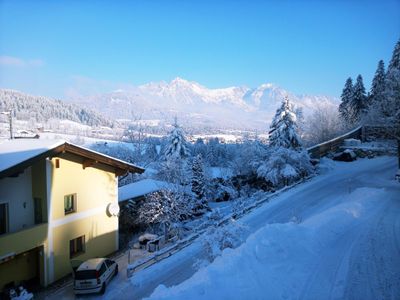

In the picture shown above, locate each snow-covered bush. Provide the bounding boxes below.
[207,178,238,202]
[231,140,268,177]
[257,147,313,187]
[200,220,249,263]
[231,196,248,217]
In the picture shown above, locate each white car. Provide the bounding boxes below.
[73,258,118,295]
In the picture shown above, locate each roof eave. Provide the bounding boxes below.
[0,142,144,179]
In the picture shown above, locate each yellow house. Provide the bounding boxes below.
[0,139,144,292]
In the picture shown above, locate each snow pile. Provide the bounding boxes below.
[197,220,249,264]
[146,187,387,300]
[317,157,336,174]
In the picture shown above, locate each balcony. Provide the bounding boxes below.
[0,223,48,259]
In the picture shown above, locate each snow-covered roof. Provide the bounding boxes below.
[118,179,173,202]
[0,139,64,173]
[0,138,144,178]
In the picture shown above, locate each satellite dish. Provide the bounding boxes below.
[107,202,120,217]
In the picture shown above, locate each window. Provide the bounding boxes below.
[34,198,43,224]
[70,235,85,258]
[99,262,107,275]
[105,259,114,268]
[0,203,8,235]
[64,194,76,215]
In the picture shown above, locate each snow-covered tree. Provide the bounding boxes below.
[269,97,302,149]
[350,75,368,124]
[192,138,207,159]
[261,98,313,187]
[383,40,400,171]
[206,137,228,167]
[191,154,206,199]
[304,105,341,145]
[256,148,313,187]
[369,60,386,109]
[384,40,400,121]
[157,157,190,185]
[388,39,400,71]
[138,188,191,238]
[295,107,306,140]
[364,40,400,174]
[191,154,210,216]
[231,139,268,177]
[163,118,190,160]
[339,77,354,127]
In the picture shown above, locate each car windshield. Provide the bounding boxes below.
[75,270,97,280]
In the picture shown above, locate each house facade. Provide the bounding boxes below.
[0,140,143,291]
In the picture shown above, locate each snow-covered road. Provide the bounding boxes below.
[48,156,400,300]
[146,157,400,300]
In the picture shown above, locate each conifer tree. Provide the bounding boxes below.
[350,74,368,124]
[339,77,354,126]
[163,118,190,160]
[384,39,400,119]
[269,97,302,150]
[365,39,400,172]
[191,154,210,216]
[369,60,386,108]
[388,39,400,71]
[191,154,206,199]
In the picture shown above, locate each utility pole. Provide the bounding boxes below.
[1,110,13,139]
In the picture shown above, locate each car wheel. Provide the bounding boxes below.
[115,265,119,276]
[100,283,106,295]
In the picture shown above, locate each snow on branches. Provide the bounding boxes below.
[269,97,302,150]
[262,97,313,187]
[256,148,313,187]
[163,118,190,160]
[191,154,210,216]
[138,188,192,238]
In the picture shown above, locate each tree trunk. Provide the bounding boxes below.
[163,222,169,240]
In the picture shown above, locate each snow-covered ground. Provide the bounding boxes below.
[44,156,400,300]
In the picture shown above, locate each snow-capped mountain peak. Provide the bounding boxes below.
[69,77,338,130]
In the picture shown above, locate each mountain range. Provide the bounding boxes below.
[67,77,338,131]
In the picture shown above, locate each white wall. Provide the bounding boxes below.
[0,167,35,233]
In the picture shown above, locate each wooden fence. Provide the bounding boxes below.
[307,126,363,159]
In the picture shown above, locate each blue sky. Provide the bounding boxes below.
[0,0,399,98]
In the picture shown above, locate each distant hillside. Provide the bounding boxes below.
[0,89,112,127]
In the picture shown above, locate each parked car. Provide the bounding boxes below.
[73,258,118,295]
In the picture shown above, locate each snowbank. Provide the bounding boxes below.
[146,187,387,300]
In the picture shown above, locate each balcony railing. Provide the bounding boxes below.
[0,223,48,258]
